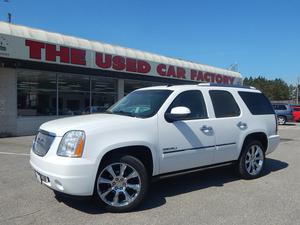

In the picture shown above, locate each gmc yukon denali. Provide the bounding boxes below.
[30,84,280,212]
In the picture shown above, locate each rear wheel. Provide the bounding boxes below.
[277,116,286,125]
[94,155,149,212]
[238,140,265,179]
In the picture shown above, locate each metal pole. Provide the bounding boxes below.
[89,76,92,114]
[296,77,300,105]
[7,12,11,23]
[3,0,12,23]
[56,73,59,116]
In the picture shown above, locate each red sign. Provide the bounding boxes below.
[24,39,238,85]
[95,53,151,74]
[25,40,86,65]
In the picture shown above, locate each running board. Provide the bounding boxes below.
[152,161,236,181]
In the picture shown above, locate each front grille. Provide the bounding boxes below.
[32,130,55,157]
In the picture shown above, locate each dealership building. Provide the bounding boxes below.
[0,22,242,136]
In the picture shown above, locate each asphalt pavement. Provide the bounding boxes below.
[0,124,299,225]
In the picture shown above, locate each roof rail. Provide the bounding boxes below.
[197,83,256,90]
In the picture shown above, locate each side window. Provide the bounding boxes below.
[273,104,287,110]
[167,90,208,120]
[239,91,274,115]
[278,105,287,110]
[209,90,240,118]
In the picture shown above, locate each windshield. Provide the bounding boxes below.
[106,90,172,118]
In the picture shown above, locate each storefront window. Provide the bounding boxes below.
[17,70,119,116]
[91,76,117,113]
[124,80,162,95]
[17,70,57,116]
[58,73,90,115]
[17,70,164,117]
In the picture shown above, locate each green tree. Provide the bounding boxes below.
[243,76,289,100]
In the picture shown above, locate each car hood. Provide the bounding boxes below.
[39,113,141,137]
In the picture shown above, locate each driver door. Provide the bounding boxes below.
[158,90,216,174]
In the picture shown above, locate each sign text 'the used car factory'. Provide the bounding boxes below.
[25,40,235,84]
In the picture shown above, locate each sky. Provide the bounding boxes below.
[0,0,299,84]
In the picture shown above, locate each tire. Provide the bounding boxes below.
[277,116,286,125]
[94,155,149,213]
[238,140,265,179]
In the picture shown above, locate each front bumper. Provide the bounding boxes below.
[30,147,96,196]
[265,135,280,155]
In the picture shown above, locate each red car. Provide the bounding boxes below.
[292,106,300,122]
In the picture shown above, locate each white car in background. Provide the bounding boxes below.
[30,84,280,212]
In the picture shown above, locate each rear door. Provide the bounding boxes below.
[158,90,215,174]
[208,90,243,164]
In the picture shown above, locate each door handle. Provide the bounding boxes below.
[201,125,213,134]
[237,121,248,130]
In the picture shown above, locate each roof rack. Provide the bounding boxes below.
[197,83,256,90]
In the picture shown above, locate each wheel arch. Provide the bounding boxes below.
[98,145,154,177]
[239,132,268,158]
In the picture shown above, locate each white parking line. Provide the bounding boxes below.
[0,151,30,156]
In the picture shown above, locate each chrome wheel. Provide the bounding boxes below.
[245,145,264,176]
[97,163,141,207]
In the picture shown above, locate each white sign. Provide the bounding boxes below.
[0,34,243,85]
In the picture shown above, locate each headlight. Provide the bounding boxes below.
[57,130,85,157]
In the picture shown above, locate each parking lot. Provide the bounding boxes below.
[0,124,299,225]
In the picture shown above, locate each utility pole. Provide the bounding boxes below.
[7,12,11,23]
[297,77,300,105]
[3,0,12,23]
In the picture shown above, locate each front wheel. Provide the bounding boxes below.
[238,140,265,179]
[94,155,149,212]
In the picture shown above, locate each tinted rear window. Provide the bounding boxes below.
[238,91,274,115]
[209,90,240,118]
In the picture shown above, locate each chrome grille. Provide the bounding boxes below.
[32,130,55,157]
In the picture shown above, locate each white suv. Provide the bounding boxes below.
[30,84,280,212]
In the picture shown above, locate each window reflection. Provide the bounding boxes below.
[17,70,119,116]
[91,76,117,113]
[17,70,57,116]
[58,73,90,115]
